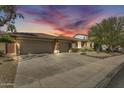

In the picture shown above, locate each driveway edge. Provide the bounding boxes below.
[95,62,124,88]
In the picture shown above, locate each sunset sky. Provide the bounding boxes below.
[15,5,124,37]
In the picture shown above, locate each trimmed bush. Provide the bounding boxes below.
[82,48,94,52]
[71,48,79,52]
[80,52,87,55]
[72,48,94,53]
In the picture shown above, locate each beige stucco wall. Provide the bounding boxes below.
[6,43,16,56]
[0,43,6,54]
[73,41,93,49]
[71,41,92,49]
[77,41,82,48]
[85,42,91,49]
[53,41,60,53]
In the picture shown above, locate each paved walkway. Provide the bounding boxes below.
[14,53,124,88]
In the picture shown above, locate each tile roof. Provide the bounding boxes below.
[10,32,77,41]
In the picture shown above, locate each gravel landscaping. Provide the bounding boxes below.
[81,51,123,59]
[0,57,18,88]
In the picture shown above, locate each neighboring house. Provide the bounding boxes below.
[73,34,94,49]
[0,33,93,56]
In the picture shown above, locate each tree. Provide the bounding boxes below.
[7,23,16,32]
[89,16,124,52]
[0,5,24,43]
[0,5,24,32]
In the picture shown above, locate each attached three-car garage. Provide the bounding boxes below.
[11,33,76,55]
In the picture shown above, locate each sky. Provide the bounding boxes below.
[14,5,124,37]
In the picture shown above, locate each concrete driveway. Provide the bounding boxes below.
[14,53,124,88]
[14,53,100,87]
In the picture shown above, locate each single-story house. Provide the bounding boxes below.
[0,32,93,55]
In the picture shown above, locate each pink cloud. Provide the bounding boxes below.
[18,6,104,37]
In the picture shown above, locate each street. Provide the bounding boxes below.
[107,65,124,88]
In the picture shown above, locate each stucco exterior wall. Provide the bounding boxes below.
[6,43,16,55]
[86,42,92,49]
[77,41,82,48]
[0,43,6,54]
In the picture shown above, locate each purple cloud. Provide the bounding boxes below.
[17,5,104,36]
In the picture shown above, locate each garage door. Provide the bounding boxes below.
[19,39,55,54]
[59,41,71,52]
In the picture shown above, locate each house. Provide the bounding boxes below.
[0,33,93,56]
[73,34,94,49]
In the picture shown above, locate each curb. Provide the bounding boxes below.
[95,62,124,88]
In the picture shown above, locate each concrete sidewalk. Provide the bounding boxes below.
[14,53,124,88]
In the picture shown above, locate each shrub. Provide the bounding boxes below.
[72,48,94,53]
[80,52,87,55]
[71,48,79,52]
[80,48,94,52]
[0,35,15,43]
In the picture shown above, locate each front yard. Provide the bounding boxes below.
[0,52,123,87]
[81,51,123,59]
[14,53,124,87]
[0,57,18,87]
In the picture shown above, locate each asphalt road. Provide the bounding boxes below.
[107,66,124,88]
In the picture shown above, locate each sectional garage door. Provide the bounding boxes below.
[19,39,55,54]
[59,41,71,52]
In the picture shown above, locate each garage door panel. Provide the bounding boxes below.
[59,41,70,52]
[20,39,55,54]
